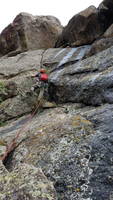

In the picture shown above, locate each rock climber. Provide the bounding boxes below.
[36,68,48,82]
[30,68,49,110]
[31,68,48,91]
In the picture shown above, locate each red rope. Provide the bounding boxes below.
[0,102,40,162]
[15,103,40,140]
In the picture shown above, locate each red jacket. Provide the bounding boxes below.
[40,73,48,82]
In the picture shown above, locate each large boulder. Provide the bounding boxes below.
[98,0,113,30]
[0,12,63,56]
[56,6,103,47]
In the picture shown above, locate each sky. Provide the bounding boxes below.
[0,0,102,33]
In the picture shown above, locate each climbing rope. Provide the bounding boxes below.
[0,87,45,162]
[40,50,46,68]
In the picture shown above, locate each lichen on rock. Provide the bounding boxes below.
[0,162,57,200]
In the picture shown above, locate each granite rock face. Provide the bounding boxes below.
[0,1,113,199]
[0,45,113,199]
[0,102,113,200]
[49,46,113,106]
[0,46,90,122]
[0,50,43,122]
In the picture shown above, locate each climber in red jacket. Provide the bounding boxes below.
[31,68,48,91]
[35,68,48,82]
